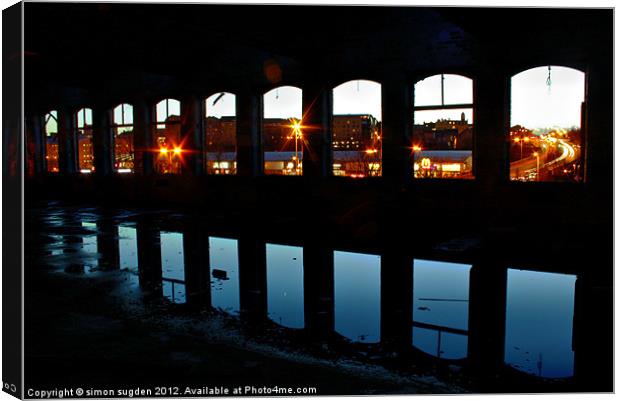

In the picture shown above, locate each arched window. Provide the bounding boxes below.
[262,86,303,176]
[44,110,59,173]
[112,103,134,173]
[154,98,182,174]
[510,66,585,183]
[75,108,94,173]
[413,74,474,179]
[205,92,236,175]
[332,80,382,178]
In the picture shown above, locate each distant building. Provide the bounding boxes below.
[413,112,472,151]
[114,130,135,171]
[332,114,380,150]
[78,131,94,171]
[413,150,473,179]
[45,136,59,173]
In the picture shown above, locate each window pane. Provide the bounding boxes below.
[413,108,474,179]
[156,100,167,123]
[168,99,181,118]
[154,99,182,174]
[510,66,584,182]
[76,108,94,172]
[45,111,59,173]
[123,104,133,125]
[332,80,382,178]
[84,108,92,126]
[444,74,473,105]
[114,105,123,125]
[206,92,237,175]
[415,74,473,107]
[262,86,303,176]
[77,109,85,128]
[414,75,442,107]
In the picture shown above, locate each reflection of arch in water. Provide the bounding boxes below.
[334,250,381,343]
[266,243,305,329]
[412,259,471,360]
[504,268,576,378]
[160,231,186,304]
[209,236,240,315]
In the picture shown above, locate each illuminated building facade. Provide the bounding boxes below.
[332,114,380,150]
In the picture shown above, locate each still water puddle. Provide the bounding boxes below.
[412,259,471,359]
[266,243,304,329]
[334,251,381,343]
[209,237,240,315]
[34,209,588,388]
[504,268,576,378]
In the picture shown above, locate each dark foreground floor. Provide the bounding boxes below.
[23,202,613,396]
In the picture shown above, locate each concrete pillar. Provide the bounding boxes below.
[96,218,120,270]
[236,90,262,177]
[92,106,114,176]
[381,75,412,181]
[467,261,507,377]
[381,251,413,351]
[573,271,613,391]
[25,114,46,175]
[132,99,154,175]
[303,240,334,337]
[182,221,211,308]
[302,81,332,178]
[473,67,510,188]
[238,236,267,320]
[136,215,162,295]
[180,95,205,175]
[584,53,612,191]
[57,107,77,174]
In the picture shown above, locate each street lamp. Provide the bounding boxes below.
[290,119,303,175]
[533,151,540,181]
[514,137,522,160]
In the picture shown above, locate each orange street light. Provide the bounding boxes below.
[159,147,168,154]
[173,147,182,155]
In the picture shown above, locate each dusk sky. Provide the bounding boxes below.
[44,68,584,132]
[511,66,585,130]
